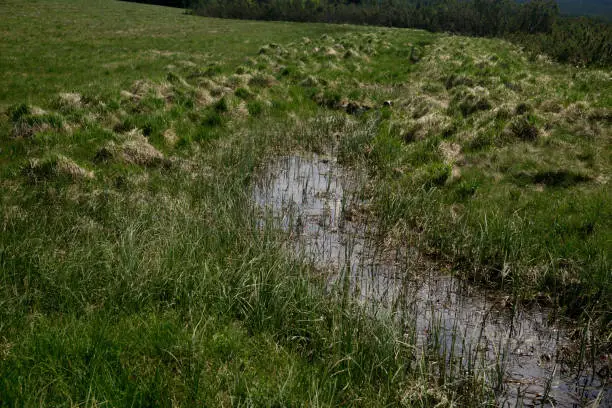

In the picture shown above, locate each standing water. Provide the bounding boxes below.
[253,155,611,407]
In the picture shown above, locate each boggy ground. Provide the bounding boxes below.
[0,0,610,406]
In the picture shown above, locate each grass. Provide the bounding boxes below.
[0,0,355,109]
[1,0,610,405]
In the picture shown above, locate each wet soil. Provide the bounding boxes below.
[253,154,611,407]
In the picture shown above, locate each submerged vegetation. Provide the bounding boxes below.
[1,0,610,405]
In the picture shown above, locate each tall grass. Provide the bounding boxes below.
[1,1,609,404]
[0,113,498,405]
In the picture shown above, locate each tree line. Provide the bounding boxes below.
[192,0,559,35]
[121,0,612,66]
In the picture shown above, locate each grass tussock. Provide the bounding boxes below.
[0,0,610,405]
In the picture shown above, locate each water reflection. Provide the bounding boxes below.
[253,155,610,407]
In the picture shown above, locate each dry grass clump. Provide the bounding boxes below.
[344,48,360,59]
[323,61,344,72]
[439,141,463,164]
[445,74,474,90]
[229,100,250,121]
[121,132,165,167]
[57,92,83,109]
[539,99,563,113]
[226,73,253,88]
[248,73,277,88]
[128,80,172,103]
[255,53,275,68]
[120,90,139,101]
[490,103,514,121]
[130,80,155,98]
[193,76,230,98]
[130,79,174,102]
[195,77,217,90]
[417,110,452,131]
[55,155,94,180]
[400,383,453,408]
[166,72,192,88]
[178,60,197,68]
[407,113,453,142]
[391,110,453,144]
[29,106,47,116]
[23,154,94,182]
[298,75,318,87]
[195,88,214,106]
[507,116,539,141]
[95,130,165,167]
[563,101,589,117]
[8,104,65,138]
[400,94,448,120]
[163,128,178,146]
[451,86,491,116]
[258,43,285,56]
[323,47,339,58]
[13,120,52,139]
[210,84,233,97]
[586,107,612,123]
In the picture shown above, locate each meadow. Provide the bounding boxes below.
[0,0,610,406]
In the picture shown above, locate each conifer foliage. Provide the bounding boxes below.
[122,0,612,66]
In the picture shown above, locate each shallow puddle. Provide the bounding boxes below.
[253,155,610,407]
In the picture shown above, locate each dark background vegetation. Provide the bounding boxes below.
[557,0,612,19]
[122,0,187,7]
[130,0,612,20]
[121,0,612,66]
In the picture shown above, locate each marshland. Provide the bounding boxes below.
[0,0,610,406]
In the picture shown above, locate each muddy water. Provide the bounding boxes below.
[253,155,610,407]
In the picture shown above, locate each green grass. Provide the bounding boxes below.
[1,0,610,405]
[0,0,355,109]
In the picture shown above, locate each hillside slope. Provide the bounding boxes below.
[1,0,610,406]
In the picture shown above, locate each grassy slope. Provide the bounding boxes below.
[0,0,610,406]
[1,1,487,406]
[0,0,354,108]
